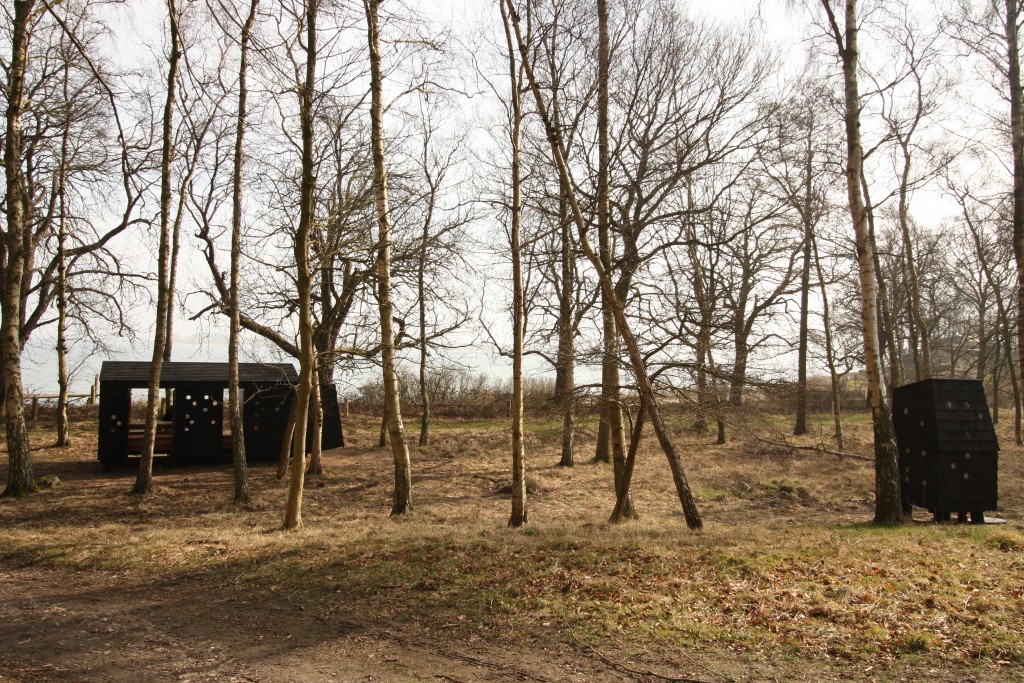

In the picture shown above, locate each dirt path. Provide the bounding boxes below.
[0,567,636,683]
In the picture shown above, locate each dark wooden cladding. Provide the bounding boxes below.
[97,360,341,469]
[893,378,999,521]
[244,383,294,461]
[99,361,298,386]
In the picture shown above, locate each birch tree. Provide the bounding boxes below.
[815,0,902,524]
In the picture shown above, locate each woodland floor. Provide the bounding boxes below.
[1,407,1023,683]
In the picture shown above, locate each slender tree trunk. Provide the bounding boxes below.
[499,0,527,528]
[228,0,259,506]
[134,0,182,496]
[505,0,701,529]
[365,0,412,516]
[55,64,72,449]
[811,231,844,452]
[378,410,387,448]
[862,174,903,396]
[55,213,70,448]
[283,0,319,531]
[277,401,297,479]
[896,143,931,380]
[1006,0,1024,431]
[2,0,36,497]
[976,311,988,382]
[598,0,635,517]
[417,178,433,447]
[594,0,614,466]
[794,136,813,436]
[307,378,323,475]
[610,404,644,523]
[823,0,901,524]
[992,339,1001,424]
[555,137,574,467]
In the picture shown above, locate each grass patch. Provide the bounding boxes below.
[2,411,1023,679]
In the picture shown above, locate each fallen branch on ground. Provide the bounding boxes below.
[753,434,873,461]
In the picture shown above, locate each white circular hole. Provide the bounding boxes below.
[951,462,956,470]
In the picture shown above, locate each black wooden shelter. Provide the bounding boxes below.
[893,378,998,523]
[97,361,344,469]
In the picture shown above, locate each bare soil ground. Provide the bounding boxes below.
[1,409,1023,682]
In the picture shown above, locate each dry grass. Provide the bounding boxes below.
[2,407,1024,680]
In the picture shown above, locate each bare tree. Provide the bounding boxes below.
[282,0,320,530]
[2,0,37,497]
[815,0,902,524]
[503,0,702,530]
[364,0,413,516]
[498,0,528,527]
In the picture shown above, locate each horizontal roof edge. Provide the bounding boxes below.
[100,361,298,385]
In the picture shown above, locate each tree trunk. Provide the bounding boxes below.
[134,0,182,496]
[1006,0,1024,442]
[505,0,702,529]
[794,135,813,436]
[283,0,319,531]
[991,334,1001,424]
[600,0,635,518]
[306,378,324,475]
[1,0,36,498]
[896,140,932,380]
[365,0,413,516]
[823,0,902,524]
[417,173,432,447]
[54,63,72,449]
[610,404,644,523]
[499,0,527,528]
[228,0,258,506]
[594,0,614,467]
[811,231,844,452]
[277,403,297,479]
[555,138,574,468]
[861,173,903,397]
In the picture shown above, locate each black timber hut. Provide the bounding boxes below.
[892,378,998,523]
[97,361,344,469]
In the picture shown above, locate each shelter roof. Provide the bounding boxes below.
[99,361,298,386]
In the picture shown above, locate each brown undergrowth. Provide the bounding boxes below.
[1,408,1022,682]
